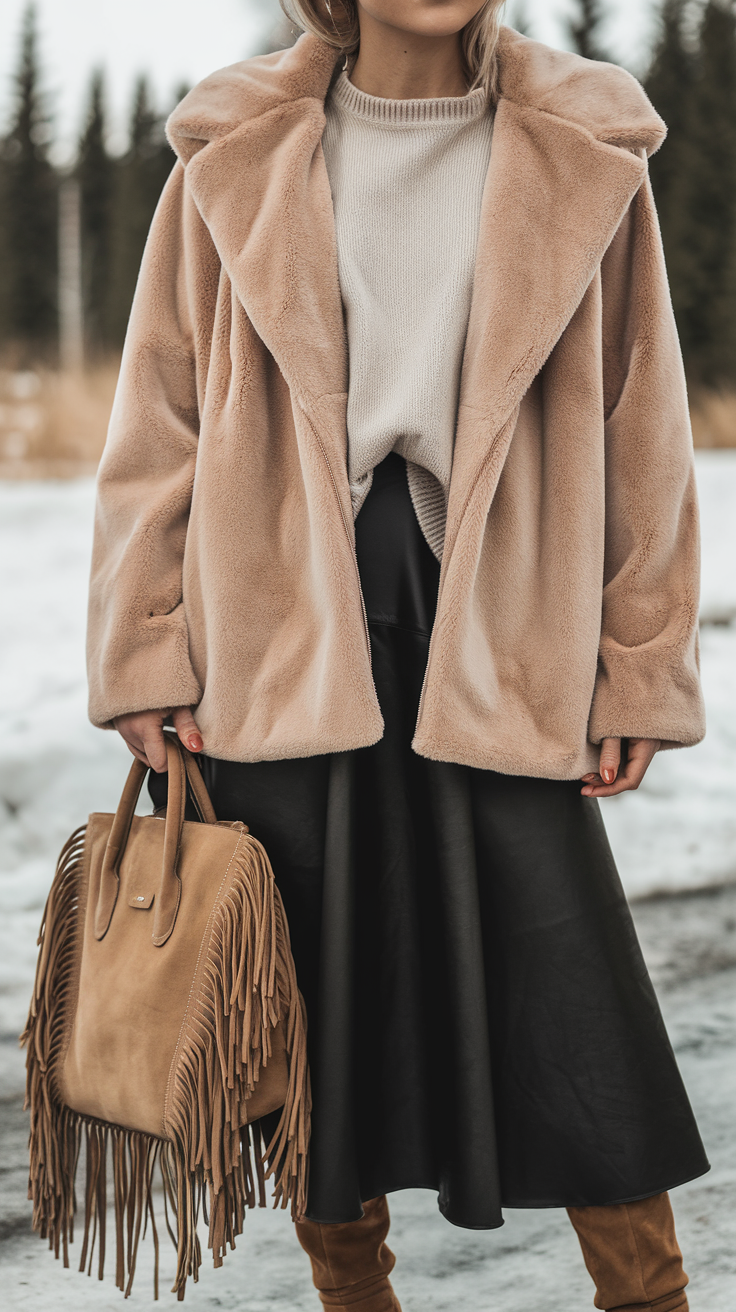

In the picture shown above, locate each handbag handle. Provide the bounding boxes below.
[94,734,217,945]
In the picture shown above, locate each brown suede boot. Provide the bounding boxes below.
[295,1195,401,1309]
[567,1193,689,1311]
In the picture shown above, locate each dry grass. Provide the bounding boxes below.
[0,366,734,479]
[690,389,736,448]
[0,362,120,478]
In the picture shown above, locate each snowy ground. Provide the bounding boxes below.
[0,886,734,1310]
[0,451,735,1308]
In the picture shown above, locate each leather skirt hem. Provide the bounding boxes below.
[494,1167,712,1214]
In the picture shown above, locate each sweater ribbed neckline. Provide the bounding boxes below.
[330,70,488,126]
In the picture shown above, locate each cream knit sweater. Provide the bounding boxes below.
[322,72,493,559]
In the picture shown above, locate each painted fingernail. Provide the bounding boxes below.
[602,768,615,784]
[188,734,203,752]
[581,774,595,782]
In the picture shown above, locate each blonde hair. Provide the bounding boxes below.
[279,0,506,101]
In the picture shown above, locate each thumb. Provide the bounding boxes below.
[598,737,622,785]
[172,706,203,753]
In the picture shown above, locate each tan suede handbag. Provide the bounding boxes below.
[21,733,310,1300]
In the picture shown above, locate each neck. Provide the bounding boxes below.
[349,13,469,100]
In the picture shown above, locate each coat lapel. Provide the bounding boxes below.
[176,38,349,473]
[444,94,647,557]
[169,32,657,541]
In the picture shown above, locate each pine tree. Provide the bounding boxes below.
[0,4,57,357]
[645,0,696,330]
[0,155,9,350]
[679,1,736,385]
[507,2,531,36]
[107,77,176,346]
[77,71,115,355]
[567,0,610,61]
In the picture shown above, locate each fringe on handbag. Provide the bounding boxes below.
[21,732,311,1300]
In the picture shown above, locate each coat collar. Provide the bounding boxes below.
[168,28,665,167]
[167,30,663,497]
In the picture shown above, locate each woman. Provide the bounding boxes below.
[87,1,709,1308]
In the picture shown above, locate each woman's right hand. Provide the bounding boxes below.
[113,707,203,773]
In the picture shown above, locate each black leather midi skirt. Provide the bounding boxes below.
[150,453,708,1228]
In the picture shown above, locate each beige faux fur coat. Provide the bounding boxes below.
[87,28,705,779]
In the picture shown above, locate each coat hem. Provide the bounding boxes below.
[411,733,599,781]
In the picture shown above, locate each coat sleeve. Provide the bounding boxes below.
[87,161,221,728]
[588,171,706,750]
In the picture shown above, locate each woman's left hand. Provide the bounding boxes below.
[580,737,660,798]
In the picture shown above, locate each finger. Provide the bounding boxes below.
[618,753,649,791]
[114,724,146,757]
[598,737,622,786]
[141,724,168,773]
[628,737,660,767]
[122,739,151,766]
[613,739,659,792]
[582,738,660,797]
[581,777,629,797]
[582,758,645,797]
[172,706,203,753]
[580,772,602,787]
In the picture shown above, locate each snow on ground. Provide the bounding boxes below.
[697,451,736,625]
[0,452,735,1038]
[1,884,734,1310]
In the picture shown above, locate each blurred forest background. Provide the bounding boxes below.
[2,0,736,469]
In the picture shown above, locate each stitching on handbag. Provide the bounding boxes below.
[161,829,246,1138]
